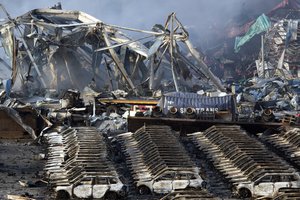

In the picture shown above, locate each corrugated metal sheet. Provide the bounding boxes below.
[158,92,233,115]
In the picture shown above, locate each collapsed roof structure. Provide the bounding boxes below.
[0,4,225,98]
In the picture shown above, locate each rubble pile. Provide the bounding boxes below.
[235,77,299,123]
[264,19,300,78]
[94,112,127,135]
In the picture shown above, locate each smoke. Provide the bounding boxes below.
[0,0,281,49]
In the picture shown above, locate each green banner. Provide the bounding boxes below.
[234,14,271,52]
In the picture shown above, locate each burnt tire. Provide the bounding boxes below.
[239,188,251,198]
[105,191,118,200]
[201,181,207,189]
[56,190,70,200]
[138,185,151,195]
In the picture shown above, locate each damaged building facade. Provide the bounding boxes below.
[0,1,299,200]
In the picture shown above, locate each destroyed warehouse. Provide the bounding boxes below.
[0,0,300,199]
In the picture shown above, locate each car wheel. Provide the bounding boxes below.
[239,188,252,198]
[138,185,151,195]
[105,191,118,200]
[56,190,70,200]
[201,181,207,189]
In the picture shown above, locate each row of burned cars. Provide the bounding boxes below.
[44,127,126,199]
[43,125,300,199]
[189,125,300,199]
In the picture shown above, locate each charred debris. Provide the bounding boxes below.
[0,1,299,200]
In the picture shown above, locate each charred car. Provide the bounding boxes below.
[136,169,204,194]
[55,175,127,199]
[233,173,300,198]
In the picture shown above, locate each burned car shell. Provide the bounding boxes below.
[234,173,300,198]
[136,170,204,194]
[55,176,126,199]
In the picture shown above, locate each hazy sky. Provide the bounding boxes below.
[0,0,281,46]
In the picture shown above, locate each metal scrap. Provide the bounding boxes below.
[235,77,299,123]
[0,5,225,98]
[263,19,300,79]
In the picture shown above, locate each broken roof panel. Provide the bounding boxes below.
[0,5,226,98]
